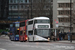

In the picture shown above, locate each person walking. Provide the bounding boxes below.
[59,32,61,40]
[67,30,71,41]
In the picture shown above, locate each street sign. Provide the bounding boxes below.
[56,24,59,28]
[55,21,59,28]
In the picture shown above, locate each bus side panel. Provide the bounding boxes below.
[15,27,19,41]
[10,27,15,40]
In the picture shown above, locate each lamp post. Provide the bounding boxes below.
[27,6,29,19]
[18,0,20,21]
[31,0,32,18]
[11,6,12,20]
[70,0,72,42]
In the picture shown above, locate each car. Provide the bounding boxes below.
[1,31,9,35]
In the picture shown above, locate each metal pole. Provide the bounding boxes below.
[18,0,20,21]
[27,7,29,19]
[55,29,56,41]
[31,0,32,18]
[11,6,12,20]
[70,0,72,42]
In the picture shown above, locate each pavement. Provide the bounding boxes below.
[57,40,75,43]
[0,35,9,39]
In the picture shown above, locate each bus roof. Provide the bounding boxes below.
[33,17,49,20]
[28,17,49,21]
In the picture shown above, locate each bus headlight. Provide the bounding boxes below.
[48,38,50,41]
[26,37,28,40]
[16,38,17,40]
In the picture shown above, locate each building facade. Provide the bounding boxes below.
[53,0,73,32]
[8,0,53,27]
[73,0,75,33]
[0,0,9,29]
[9,0,30,21]
[0,0,9,20]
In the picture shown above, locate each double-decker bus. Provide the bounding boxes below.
[9,22,20,41]
[19,20,28,41]
[27,17,50,41]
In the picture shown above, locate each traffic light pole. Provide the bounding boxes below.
[31,0,32,18]
[70,0,72,43]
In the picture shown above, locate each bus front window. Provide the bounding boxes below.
[36,29,50,37]
[15,23,19,27]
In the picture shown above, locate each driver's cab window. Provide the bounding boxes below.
[28,31,33,35]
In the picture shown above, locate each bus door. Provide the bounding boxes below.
[24,31,28,41]
[15,28,19,40]
[10,27,15,40]
[23,30,27,41]
[19,30,25,41]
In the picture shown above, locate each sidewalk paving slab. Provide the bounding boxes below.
[57,40,75,43]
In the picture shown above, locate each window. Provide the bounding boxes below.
[10,6,12,9]
[21,5,23,9]
[58,10,70,15]
[29,0,31,3]
[58,10,64,15]
[20,31,23,35]
[20,0,23,3]
[13,5,16,9]
[34,20,50,23]
[65,3,70,7]
[15,23,20,27]
[14,0,16,3]
[59,18,70,22]
[58,3,64,7]
[58,3,71,8]
[28,31,33,35]
[66,10,70,15]
[25,0,27,3]
[16,30,19,35]
[20,22,25,27]
[35,29,49,37]
[10,24,13,27]
[28,20,33,25]
[10,0,13,3]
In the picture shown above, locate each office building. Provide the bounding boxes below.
[53,0,73,32]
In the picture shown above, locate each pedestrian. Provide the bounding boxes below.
[61,32,63,40]
[59,32,62,40]
[51,32,55,41]
[62,32,65,40]
[67,30,71,41]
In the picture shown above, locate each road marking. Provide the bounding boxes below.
[0,48,6,50]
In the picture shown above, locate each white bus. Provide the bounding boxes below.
[27,17,50,41]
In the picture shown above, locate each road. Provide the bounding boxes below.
[0,35,75,50]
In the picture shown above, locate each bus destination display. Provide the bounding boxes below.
[38,25,49,28]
